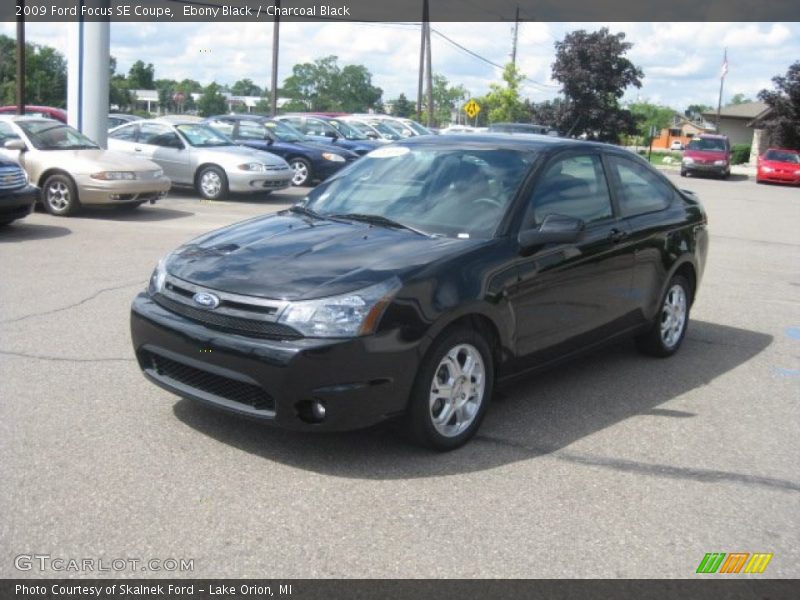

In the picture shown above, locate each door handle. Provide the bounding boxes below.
[609,228,628,243]
[134,146,142,152]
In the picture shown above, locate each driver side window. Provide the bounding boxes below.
[522,154,613,229]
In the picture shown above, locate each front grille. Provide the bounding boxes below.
[153,293,302,340]
[143,350,274,411]
[262,179,291,189]
[0,166,26,191]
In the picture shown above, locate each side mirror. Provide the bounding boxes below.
[324,131,339,140]
[517,214,585,250]
[4,139,26,151]
[365,131,378,139]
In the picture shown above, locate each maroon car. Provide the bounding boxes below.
[0,105,67,123]
[756,148,800,185]
[681,134,731,179]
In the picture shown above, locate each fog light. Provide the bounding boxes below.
[296,399,327,424]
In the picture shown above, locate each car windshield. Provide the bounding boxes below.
[327,119,369,141]
[403,120,432,136]
[265,119,306,143]
[17,121,99,150]
[369,121,403,140]
[764,149,800,163]
[175,124,232,147]
[687,138,727,152]
[303,145,535,239]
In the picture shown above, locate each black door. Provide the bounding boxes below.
[507,151,638,360]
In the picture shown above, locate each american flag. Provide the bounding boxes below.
[721,50,728,79]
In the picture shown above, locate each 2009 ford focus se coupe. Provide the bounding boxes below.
[131,135,708,450]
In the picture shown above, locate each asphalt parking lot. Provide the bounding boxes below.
[1,175,798,578]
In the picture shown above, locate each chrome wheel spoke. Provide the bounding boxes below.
[660,284,687,348]
[428,343,486,438]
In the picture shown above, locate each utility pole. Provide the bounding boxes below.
[270,0,280,117]
[511,5,519,68]
[416,0,426,121]
[16,0,25,115]
[424,0,433,128]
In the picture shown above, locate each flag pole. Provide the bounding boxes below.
[715,48,727,133]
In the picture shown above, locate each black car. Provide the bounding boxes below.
[274,115,381,156]
[204,115,359,187]
[131,135,708,450]
[0,157,38,226]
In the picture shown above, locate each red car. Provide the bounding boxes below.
[0,105,67,123]
[756,148,800,185]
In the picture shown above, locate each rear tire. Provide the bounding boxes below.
[635,274,691,358]
[42,173,80,216]
[407,327,494,450]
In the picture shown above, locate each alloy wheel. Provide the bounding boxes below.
[660,284,687,349]
[428,343,486,438]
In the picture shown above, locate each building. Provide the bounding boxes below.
[651,114,711,149]
[702,101,769,147]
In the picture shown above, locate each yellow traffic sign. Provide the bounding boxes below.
[464,99,481,119]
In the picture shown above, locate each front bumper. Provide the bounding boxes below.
[74,174,171,205]
[682,162,728,176]
[228,170,293,193]
[130,293,421,431]
[0,184,38,221]
[757,170,800,184]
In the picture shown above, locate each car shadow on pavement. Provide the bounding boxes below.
[172,320,777,483]
[0,222,71,242]
[75,205,195,222]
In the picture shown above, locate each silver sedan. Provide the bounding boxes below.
[108,119,293,200]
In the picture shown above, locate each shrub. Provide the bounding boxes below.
[731,144,751,165]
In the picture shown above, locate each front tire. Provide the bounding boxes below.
[636,274,691,357]
[196,166,228,200]
[42,173,80,216]
[289,158,313,186]
[407,327,494,450]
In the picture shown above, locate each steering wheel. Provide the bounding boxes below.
[472,196,503,209]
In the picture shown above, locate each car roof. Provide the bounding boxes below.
[0,114,57,123]
[399,133,617,153]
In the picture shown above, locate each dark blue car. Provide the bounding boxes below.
[274,115,381,156]
[205,115,359,186]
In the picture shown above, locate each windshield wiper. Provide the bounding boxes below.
[329,213,430,237]
[289,204,328,221]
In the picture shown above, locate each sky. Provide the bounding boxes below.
[1,21,796,112]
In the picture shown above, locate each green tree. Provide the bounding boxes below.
[552,27,643,141]
[728,93,752,106]
[423,74,467,126]
[154,78,177,114]
[282,55,382,113]
[0,35,67,107]
[629,101,676,142]
[127,60,155,89]
[757,61,800,149]
[390,93,414,118]
[484,63,526,124]
[197,82,228,117]
[524,97,572,133]
[231,79,263,97]
[684,103,712,120]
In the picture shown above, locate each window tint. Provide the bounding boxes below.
[305,119,337,137]
[138,123,181,147]
[0,122,20,143]
[109,124,136,141]
[523,154,613,228]
[608,156,673,217]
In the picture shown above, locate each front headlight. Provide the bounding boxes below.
[238,163,267,172]
[147,257,168,296]
[278,278,401,338]
[321,152,346,163]
[761,166,773,173]
[713,159,726,166]
[794,170,800,176]
[91,171,137,180]
[682,157,694,165]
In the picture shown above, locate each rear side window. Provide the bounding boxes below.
[608,156,673,217]
[0,122,20,143]
[138,123,181,148]
[523,154,613,228]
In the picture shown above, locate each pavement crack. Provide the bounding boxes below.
[0,280,144,325]
[0,350,134,363]
[476,434,800,494]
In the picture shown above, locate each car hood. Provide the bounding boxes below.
[166,212,479,301]
[191,145,289,167]
[684,149,728,161]
[29,149,160,174]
